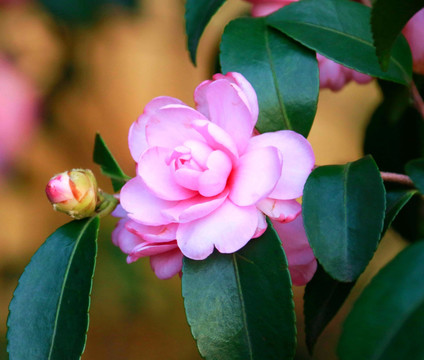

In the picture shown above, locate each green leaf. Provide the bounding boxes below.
[304,265,355,354]
[7,217,100,360]
[93,133,130,192]
[372,0,424,71]
[383,189,417,234]
[182,223,296,360]
[302,156,386,282]
[220,17,318,136]
[185,0,227,65]
[266,0,412,85]
[406,158,424,194]
[338,240,424,360]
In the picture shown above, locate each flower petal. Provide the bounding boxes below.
[138,146,197,201]
[248,130,315,200]
[126,221,178,242]
[150,249,184,280]
[129,96,184,162]
[112,218,141,254]
[177,199,258,260]
[257,198,301,222]
[161,188,229,223]
[194,78,255,154]
[120,177,176,226]
[272,215,317,286]
[252,210,268,238]
[128,241,178,261]
[198,150,233,197]
[229,146,282,206]
[145,104,206,150]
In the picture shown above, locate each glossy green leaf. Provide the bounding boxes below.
[93,133,130,192]
[338,240,424,360]
[185,0,227,65]
[7,217,99,360]
[383,189,417,234]
[182,223,296,360]
[406,158,424,194]
[372,0,424,70]
[304,265,355,354]
[220,17,318,136]
[303,156,386,282]
[267,0,412,85]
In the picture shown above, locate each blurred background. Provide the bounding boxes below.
[0,0,409,359]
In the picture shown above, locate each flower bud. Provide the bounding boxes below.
[45,169,98,219]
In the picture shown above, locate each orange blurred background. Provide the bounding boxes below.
[0,1,408,359]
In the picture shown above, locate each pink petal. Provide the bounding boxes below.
[177,199,258,260]
[145,104,206,150]
[161,188,229,223]
[248,131,315,200]
[138,146,197,201]
[350,69,373,85]
[257,198,301,222]
[129,96,184,162]
[112,219,142,254]
[252,210,268,238]
[150,249,184,280]
[194,78,255,154]
[272,215,317,286]
[126,221,178,242]
[402,9,424,75]
[120,177,176,226]
[198,150,233,197]
[211,72,259,122]
[192,119,239,160]
[128,241,178,260]
[229,146,282,206]
[317,54,348,91]
[246,0,297,17]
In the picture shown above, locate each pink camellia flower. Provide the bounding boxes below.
[402,9,424,75]
[243,0,373,91]
[118,72,315,265]
[272,215,317,285]
[112,206,184,279]
[0,57,38,172]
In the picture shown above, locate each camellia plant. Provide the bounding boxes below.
[5,0,424,359]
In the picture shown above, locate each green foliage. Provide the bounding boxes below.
[182,222,296,360]
[338,241,424,360]
[383,189,417,234]
[303,156,386,282]
[185,0,227,65]
[7,217,100,360]
[220,17,318,136]
[267,0,412,85]
[304,265,355,354]
[406,158,424,193]
[93,133,130,192]
[371,0,424,70]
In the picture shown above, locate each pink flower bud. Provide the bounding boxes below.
[46,169,98,219]
[402,9,424,75]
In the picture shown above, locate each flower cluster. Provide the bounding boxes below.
[112,72,316,285]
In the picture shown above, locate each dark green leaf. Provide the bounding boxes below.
[372,0,424,71]
[383,189,417,234]
[185,0,227,65]
[39,0,138,24]
[182,222,296,360]
[266,0,412,85]
[338,240,424,360]
[220,18,318,136]
[302,156,386,282]
[93,133,130,192]
[304,265,355,354]
[7,217,100,360]
[406,158,424,193]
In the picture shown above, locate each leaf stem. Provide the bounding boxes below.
[411,82,424,120]
[380,171,415,187]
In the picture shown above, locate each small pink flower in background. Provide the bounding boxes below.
[0,57,38,173]
[243,0,373,91]
[113,72,316,282]
[402,9,424,75]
